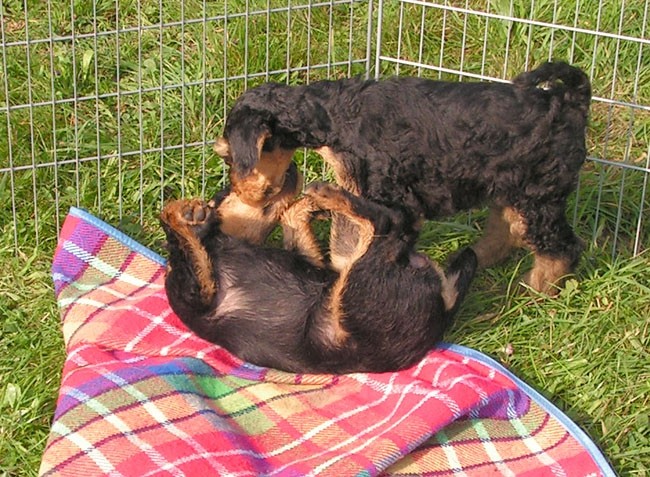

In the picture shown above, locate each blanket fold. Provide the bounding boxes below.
[40,207,614,476]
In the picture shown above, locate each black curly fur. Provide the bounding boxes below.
[219,61,591,292]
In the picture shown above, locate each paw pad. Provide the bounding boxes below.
[182,200,209,224]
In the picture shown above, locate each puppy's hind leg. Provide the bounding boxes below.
[520,204,583,295]
[280,196,326,268]
[474,203,582,295]
[472,206,525,269]
[160,199,219,308]
[302,183,381,349]
[306,182,382,265]
[306,181,413,267]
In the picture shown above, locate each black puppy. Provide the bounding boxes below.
[161,180,477,374]
[214,61,591,294]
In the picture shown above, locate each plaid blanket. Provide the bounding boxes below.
[41,207,615,476]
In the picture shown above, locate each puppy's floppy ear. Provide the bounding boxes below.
[224,106,272,176]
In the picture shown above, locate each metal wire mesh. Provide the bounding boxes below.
[376,0,649,257]
[0,0,648,257]
[0,0,372,250]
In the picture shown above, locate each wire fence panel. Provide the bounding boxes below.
[376,0,649,256]
[0,0,647,257]
[0,0,372,250]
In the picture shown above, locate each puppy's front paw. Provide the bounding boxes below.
[181,199,212,225]
[161,199,216,236]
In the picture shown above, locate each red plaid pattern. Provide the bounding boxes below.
[40,207,614,476]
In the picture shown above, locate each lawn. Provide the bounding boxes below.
[0,0,649,475]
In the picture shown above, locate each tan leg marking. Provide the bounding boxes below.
[429,260,463,312]
[473,205,575,294]
[315,146,360,195]
[313,147,363,272]
[160,199,217,305]
[306,183,376,347]
[524,255,572,295]
[503,207,528,247]
[328,214,362,272]
[473,206,528,268]
[280,196,325,268]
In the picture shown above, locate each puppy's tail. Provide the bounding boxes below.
[441,247,478,319]
[513,61,591,113]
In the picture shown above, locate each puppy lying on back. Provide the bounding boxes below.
[214,61,591,294]
[161,166,477,374]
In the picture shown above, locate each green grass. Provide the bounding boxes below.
[0,248,64,476]
[1,0,649,475]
